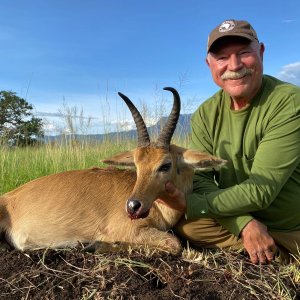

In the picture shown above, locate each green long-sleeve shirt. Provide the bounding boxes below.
[186,75,300,236]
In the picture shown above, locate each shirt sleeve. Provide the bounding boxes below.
[190,171,254,236]
[188,109,254,236]
[187,94,300,236]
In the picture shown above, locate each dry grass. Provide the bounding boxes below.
[0,245,299,300]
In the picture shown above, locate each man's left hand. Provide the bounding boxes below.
[156,182,187,213]
[241,219,277,264]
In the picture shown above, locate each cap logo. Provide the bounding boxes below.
[219,20,235,32]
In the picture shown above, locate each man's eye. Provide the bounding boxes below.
[158,163,172,172]
[240,50,251,55]
[216,57,227,64]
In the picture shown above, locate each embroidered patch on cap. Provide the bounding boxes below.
[219,20,235,32]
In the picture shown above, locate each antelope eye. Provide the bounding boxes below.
[158,162,172,172]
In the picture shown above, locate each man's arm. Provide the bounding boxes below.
[191,171,254,236]
[188,109,255,236]
[158,181,277,264]
[187,95,300,221]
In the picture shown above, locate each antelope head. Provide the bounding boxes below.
[103,87,226,219]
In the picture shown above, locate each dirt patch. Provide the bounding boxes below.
[0,246,299,300]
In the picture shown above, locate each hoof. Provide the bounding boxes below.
[0,240,12,252]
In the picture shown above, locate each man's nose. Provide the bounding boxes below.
[228,54,243,71]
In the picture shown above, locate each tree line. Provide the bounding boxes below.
[0,91,44,147]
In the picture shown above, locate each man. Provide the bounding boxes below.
[158,19,300,264]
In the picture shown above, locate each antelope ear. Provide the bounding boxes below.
[102,151,135,167]
[182,149,227,170]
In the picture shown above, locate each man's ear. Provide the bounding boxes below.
[206,55,210,67]
[182,149,226,170]
[102,151,135,167]
[259,42,265,60]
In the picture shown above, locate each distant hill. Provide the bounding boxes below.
[44,113,192,143]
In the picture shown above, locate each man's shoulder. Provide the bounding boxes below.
[258,75,300,126]
[264,75,300,95]
[263,75,300,113]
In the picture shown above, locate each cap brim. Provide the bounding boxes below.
[207,33,256,53]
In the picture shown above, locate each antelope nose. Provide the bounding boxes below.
[127,199,141,215]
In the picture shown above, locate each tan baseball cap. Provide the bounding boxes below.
[207,20,259,53]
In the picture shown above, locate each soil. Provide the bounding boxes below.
[0,246,299,300]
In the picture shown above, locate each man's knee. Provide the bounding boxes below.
[174,217,242,249]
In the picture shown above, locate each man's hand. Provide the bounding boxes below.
[156,182,187,213]
[241,219,277,264]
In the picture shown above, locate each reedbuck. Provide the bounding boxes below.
[0,88,225,254]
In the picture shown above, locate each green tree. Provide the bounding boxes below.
[0,91,44,146]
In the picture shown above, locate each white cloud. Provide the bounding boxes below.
[36,112,64,118]
[42,118,62,135]
[114,120,136,131]
[109,116,159,132]
[282,19,296,23]
[36,111,97,120]
[278,62,300,86]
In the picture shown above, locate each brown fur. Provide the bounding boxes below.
[0,145,225,254]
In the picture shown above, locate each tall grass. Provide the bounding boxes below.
[1,86,192,194]
[0,139,132,194]
[0,134,189,195]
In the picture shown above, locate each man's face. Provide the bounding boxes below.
[206,38,264,102]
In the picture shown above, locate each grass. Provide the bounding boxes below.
[0,133,188,194]
[0,138,299,299]
[182,247,300,299]
[0,245,299,299]
[0,139,135,194]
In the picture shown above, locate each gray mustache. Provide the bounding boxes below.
[221,68,253,80]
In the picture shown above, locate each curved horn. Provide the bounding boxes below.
[118,92,150,147]
[155,87,181,148]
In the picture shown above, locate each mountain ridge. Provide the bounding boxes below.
[44,113,192,142]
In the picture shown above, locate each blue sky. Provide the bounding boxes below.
[1,0,300,134]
